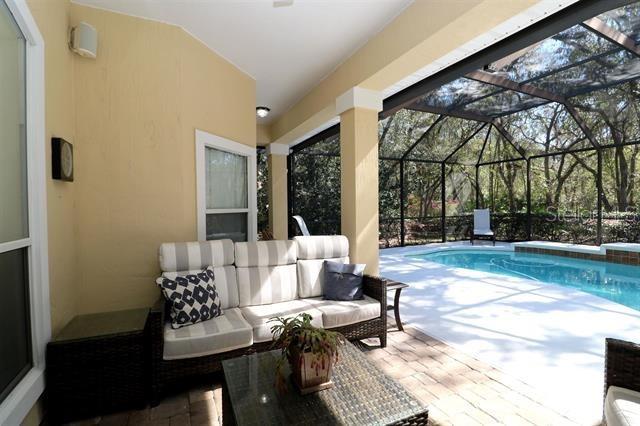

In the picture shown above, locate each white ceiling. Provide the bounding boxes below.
[71,0,414,123]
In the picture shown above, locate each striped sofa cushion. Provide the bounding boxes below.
[159,239,234,272]
[236,264,298,307]
[294,235,349,260]
[234,240,296,267]
[297,257,349,298]
[163,265,239,309]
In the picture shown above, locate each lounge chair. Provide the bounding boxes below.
[471,209,495,246]
[293,215,311,236]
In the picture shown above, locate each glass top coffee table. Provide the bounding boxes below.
[221,341,428,425]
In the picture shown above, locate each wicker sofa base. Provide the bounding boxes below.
[150,275,388,403]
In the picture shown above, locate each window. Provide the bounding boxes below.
[196,130,257,242]
[0,0,50,423]
[0,0,31,406]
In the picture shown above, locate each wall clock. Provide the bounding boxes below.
[52,137,74,181]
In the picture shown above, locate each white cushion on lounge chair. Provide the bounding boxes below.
[163,308,253,360]
[473,229,494,236]
[240,299,324,343]
[303,296,381,328]
[605,386,640,426]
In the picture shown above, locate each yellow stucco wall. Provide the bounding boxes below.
[70,4,255,314]
[257,123,272,146]
[267,153,288,240]
[19,2,255,422]
[340,107,379,275]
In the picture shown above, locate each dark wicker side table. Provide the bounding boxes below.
[386,280,409,331]
[46,308,150,424]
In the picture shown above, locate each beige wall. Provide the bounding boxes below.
[267,154,288,240]
[70,4,255,314]
[24,0,256,339]
[257,123,271,145]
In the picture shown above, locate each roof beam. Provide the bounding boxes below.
[407,103,493,123]
[582,17,640,58]
[466,69,565,104]
[476,126,492,166]
[382,0,633,116]
[564,103,601,148]
[401,115,446,160]
[492,121,527,159]
[444,123,488,163]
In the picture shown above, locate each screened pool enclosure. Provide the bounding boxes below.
[284,1,640,248]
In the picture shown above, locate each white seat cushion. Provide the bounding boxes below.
[240,300,324,343]
[303,296,381,328]
[163,308,252,360]
[605,386,640,426]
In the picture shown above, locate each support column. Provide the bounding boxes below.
[266,143,289,240]
[337,87,383,275]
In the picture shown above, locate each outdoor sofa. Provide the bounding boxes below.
[149,235,388,401]
[604,338,640,426]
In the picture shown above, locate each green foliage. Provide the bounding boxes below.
[269,313,345,393]
[256,149,269,238]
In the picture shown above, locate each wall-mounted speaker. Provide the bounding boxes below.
[70,22,98,59]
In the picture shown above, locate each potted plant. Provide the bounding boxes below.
[269,313,345,395]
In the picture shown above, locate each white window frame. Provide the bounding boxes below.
[0,0,50,424]
[195,129,257,242]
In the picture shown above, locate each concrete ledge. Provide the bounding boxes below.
[601,243,640,253]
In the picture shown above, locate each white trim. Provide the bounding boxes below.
[265,143,289,156]
[335,87,383,115]
[195,129,258,242]
[0,238,31,254]
[0,0,50,424]
[205,208,249,215]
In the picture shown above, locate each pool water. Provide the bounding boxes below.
[410,249,640,310]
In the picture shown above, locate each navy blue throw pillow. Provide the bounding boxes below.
[323,260,366,301]
[156,266,222,329]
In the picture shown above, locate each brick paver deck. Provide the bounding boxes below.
[70,326,583,426]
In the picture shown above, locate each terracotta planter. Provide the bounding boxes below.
[289,346,335,395]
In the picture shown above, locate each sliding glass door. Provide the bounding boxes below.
[0,0,31,405]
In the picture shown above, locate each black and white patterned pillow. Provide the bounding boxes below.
[156,266,222,329]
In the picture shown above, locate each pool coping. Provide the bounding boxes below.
[513,241,640,265]
[383,240,640,266]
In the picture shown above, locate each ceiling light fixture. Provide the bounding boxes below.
[256,106,271,118]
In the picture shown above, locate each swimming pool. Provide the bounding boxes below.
[410,249,640,310]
